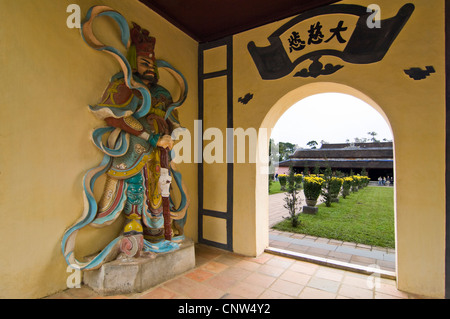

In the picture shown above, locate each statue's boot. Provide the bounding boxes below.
[120,218,144,257]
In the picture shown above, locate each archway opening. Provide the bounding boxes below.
[257,83,396,275]
[271,92,393,179]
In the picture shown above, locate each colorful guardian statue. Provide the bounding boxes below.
[62,6,189,270]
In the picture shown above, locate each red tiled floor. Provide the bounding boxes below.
[162,276,199,297]
[228,281,266,298]
[234,259,262,271]
[204,272,240,291]
[45,243,425,300]
[259,289,294,299]
[244,272,277,288]
[244,252,273,264]
[338,284,374,299]
[315,268,345,282]
[257,264,285,277]
[184,268,215,282]
[138,287,178,299]
[307,277,340,294]
[289,260,319,275]
[299,287,337,299]
[265,255,295,269]
[200,260,229,273]
[279,270,311,285]
[269,279,304,297]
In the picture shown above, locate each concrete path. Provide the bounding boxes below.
[268,190,396,275]
[269,192,326,227]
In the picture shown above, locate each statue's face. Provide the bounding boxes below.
[136,54,157,84]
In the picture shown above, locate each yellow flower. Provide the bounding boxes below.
[304,176,325,185]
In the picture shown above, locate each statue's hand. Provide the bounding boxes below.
[157,134,174,150]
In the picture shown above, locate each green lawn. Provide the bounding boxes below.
[272,186,395,248]
[269,181,300,195]
[269,181,284,195]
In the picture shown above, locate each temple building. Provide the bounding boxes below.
[278,142,393,180]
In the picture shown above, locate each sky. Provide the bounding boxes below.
[270,92,393,149]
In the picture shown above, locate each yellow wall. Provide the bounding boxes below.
[225,0,445,298]
[0,0,446,299]
[0,0,197,298]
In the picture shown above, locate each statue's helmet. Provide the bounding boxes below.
[128,22,159,82]
[130,22,156,57]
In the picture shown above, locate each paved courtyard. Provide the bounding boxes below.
[268,192,396,274]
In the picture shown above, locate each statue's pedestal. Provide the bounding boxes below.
[83,238,195,295]
[302,206,318,215]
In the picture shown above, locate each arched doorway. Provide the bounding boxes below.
[256,82,397,275]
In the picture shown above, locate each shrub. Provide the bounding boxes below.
[360,176,370,187]
[303,176,325,201]
[283,166,302,227]
[278,174,287,190]
[342,177,353,198]
[321,166,333,207]
[294,173,303,189]
[330,177,344,199]
[351,175,360,192]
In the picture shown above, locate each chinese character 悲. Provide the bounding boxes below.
[288,31,306,52]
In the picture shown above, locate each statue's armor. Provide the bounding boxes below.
[106,85,175,180]
[91,73,178,241]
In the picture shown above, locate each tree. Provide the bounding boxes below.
[306,140,318,149]
[278,142,297,161]
[367,131,379,143]
[303,165,309,176]
[361,167,368,176]
[313,164,321,175]
[283,165,302,227]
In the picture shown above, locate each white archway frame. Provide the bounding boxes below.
[255,81,397,272]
